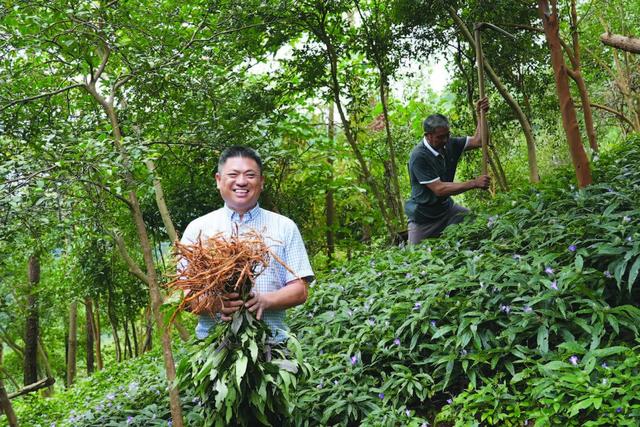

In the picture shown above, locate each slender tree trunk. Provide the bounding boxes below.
[326,104,336,264]
[378,77,403,221]
[93,299,103,370]
[85,298,95,374]
[130,317,139,357]
[36,338,53,396]
[449,7,540,183]
[0,377,19,427]
[23,255,39,386]
[106,290,121,363]
[565,0,598,152]
[539,0,592,187]
[66,301,77,386]
[142,305,153,353]
[123,317,133,359]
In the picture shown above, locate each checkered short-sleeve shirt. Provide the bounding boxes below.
[180,204,314,343]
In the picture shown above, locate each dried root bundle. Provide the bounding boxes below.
[167,230,271,317]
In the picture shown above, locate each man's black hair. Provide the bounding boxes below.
[217,146,263,174]
[422,114,450,134]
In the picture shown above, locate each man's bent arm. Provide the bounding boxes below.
[426,176,490,197]
[243,278,308,320]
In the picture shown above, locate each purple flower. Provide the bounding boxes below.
[316,381,324,389]
[350,355,358,365]
[616,407,622,413]
[405,273,413,279]
[623,216,631,223]
[499,304,511,314]
[168,421,173,427]
[394,338,401,346]
[601,362,608,368]
[523,305,533,313]
[568,245,577,252]
[513,254,522,261]
[413,302,422,311]
[127,416,133,424]
[334,380,339,385]
[378,392,384,399]
[626,236,633,242]
[106,393,115,400]
[604,271,612,278]
[550,281,558,290]
[430,320,436,327]
[545,267,554,275]
[446,398,453,404]
[569,355,579,366]
[405,409,411,417]
[460,349,468,356]
[368,318,375,326]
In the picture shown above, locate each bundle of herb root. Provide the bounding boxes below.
[167,230,271,317]
[169,230,310,426]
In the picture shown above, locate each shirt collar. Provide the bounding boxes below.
[423,137,440,157]
[223,203,261,222]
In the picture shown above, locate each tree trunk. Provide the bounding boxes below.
[600,33,640,54]
[85,298,95,374]
[106,289,121,363]
[326,104,336,264]
[145,160,179,243]
[378,77,404,221]
[36,338,53,396]
[0,377,19,427]
[23,255,39,386]
[66,301,78,386]
[449,7,540,183]
[539,0,592,188]
[142,305,153,353]
[129,317,139,358]
[93,299,103,370]
[566,0,598,152]
[123,316,133,359]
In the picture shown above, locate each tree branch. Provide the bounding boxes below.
[586,102,635,128]
[1,83,84,111]
[113,232,150,285]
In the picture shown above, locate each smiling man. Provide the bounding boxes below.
[404,98,491,244]
[180,146,314,343]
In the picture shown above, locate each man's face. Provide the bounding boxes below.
[215,156,264,214]
[425,126,450,151]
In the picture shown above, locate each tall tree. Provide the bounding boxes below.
[538,0,592,187]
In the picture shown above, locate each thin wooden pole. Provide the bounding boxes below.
[475,25,489,176]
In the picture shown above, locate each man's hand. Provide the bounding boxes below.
[244,290,270,320]
[474,175,491,190]
[220,292,244,321]
[476,97,489,113]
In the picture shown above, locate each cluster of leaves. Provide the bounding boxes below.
[288,139,640,425]
[176,309,310,427]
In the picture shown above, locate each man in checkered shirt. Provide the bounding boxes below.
[180,146,314,343]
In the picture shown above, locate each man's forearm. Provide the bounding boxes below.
[428,180,478,197]
[262,280,308,310]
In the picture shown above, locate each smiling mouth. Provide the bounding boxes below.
[233,189,249,195]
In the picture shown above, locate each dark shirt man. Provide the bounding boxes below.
[405,98,491,244]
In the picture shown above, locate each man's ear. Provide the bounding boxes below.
[215,172,221,189]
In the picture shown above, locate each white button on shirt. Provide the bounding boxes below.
[180,204,314,343]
